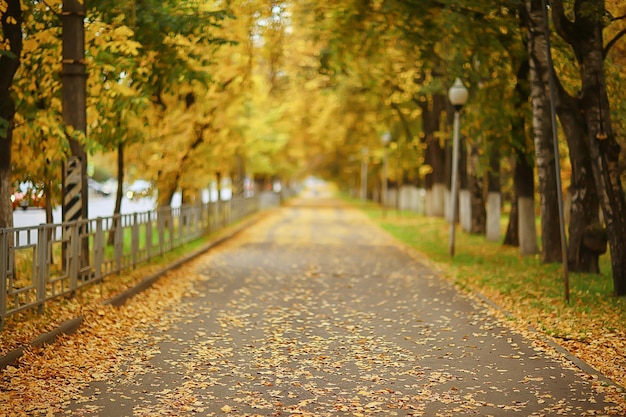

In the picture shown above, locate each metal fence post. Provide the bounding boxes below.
[94,218,103,281]
[198,201,205,235]
[146,211,152,261]
[157,207,165,256]
[168,208,174,250]
[207,200,213,235]
[132,213,139,268]
[179,207,185,244]
[0,229,7,330]
[36,224,47,314]
[114,214,123,274]
[69,223,79,292]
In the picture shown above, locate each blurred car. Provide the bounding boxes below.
[88,178,112,196]
[125,180,152,200]
[12,182,46,210]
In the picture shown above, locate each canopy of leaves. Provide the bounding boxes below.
[1,0,625,199]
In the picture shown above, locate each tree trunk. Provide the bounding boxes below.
[115,142,124,217]
[468,144,485,234]
[503,159,519,247]
[108,142,125,246]
[231,153,245,198]
[526,0,603,273]
[62,0,89,222]
[516,149,539,255]
[556,85,602,272]
[504,35,536,253]
[527,0,562,263]
[0,0,22,229]
[551,0,626,295]
[420,94,447,217]
[486,149,501,242]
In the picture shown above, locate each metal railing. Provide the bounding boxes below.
[1,196,259,329]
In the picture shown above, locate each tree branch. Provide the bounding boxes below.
[41,0,62,15]
[391,102,413,141]
[550,0,578,48]
[0,0,22,94]
[604,27,626,59]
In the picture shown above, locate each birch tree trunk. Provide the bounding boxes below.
[527,0,563,263]
[516,150,540,255]
[503,42,536,254]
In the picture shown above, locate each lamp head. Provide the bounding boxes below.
[381,132,391,146]
[448,78,468,111]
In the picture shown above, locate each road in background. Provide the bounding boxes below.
[11,185,237,229]
[12,192,156,229]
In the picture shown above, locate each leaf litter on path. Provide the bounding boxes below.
[1,199,625,416]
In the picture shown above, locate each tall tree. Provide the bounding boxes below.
[0,0,22,229]
[551,0,626,295]
[526,0,563,263]
[62,0,89,224]
[524,0,561,263]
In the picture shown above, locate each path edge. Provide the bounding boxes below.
[0,210,271,370]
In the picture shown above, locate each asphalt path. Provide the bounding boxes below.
[63,197,620,416]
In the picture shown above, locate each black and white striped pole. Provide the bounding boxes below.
[62,0,89,273]
[62,0,88,225]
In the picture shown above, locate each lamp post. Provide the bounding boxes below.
[361,147,369,203]
[381,132,391,217]
[448,78,469,257]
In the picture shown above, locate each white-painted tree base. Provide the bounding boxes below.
[486,192,501,242]
[519,197,539,255]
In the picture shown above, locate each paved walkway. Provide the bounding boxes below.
[65,197,618,416]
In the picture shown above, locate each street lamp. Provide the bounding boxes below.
[361,147,369,203]
[448,78,468,257]
[381,132,391,217]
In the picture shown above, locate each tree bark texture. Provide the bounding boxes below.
[556,82,602,273]
[468,144,485,235]
[107,142,125,246]
[552,0,626,295]
[62,0,89,224]
[503,31,537,254]
[486,149,501,242]
[0,0,22,229]
[526,0,603,273]
[503,187,519,246]
[516,149,539,255]
[231,154,246,198]
[526,0,563,263]
[420,94,447,217]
